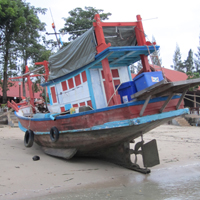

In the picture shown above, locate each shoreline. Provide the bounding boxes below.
[0,124,200,199]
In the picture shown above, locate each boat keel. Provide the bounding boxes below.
[85,138,160,174]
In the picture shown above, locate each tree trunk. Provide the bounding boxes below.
[2,50,8,104]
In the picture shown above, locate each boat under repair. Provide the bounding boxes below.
[7,14,200,173]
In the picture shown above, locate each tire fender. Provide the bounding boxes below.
[24,129,34,148]
[50,127,59,142]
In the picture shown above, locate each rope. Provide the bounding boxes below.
[107,82,123,106]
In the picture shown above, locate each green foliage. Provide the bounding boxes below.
[194,36,200,72]
[187,71,200,91]
[0,0,51,102]
[0,0,26,103]
[61,6,111,41]
[171,44,184,72]
[184,49,194,73]
[151,36,162,66]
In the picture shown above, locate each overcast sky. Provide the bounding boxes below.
[27,0,200,69]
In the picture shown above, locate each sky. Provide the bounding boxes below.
[27,0,200,69]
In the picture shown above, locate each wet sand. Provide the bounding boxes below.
[0,124,200,200]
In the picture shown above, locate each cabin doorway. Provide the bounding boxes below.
[100,68,121,104]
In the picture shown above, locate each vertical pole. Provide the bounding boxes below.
[93,14,120,106]
[19,83,21,102]
[135,15,151,72]
[25,66,35,113]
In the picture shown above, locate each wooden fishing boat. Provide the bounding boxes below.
[8,14,200,173]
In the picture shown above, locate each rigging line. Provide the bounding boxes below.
[49,8,55,24]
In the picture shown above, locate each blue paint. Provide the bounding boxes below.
[86,68,97,109]
[128,66,133,81]
[16,95,181,122]
[18,121,27,132]
[22,108,189,135]
[64,104,71,110]
[47,86,53,105]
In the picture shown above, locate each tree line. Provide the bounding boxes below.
[171,43,200,80]
[0,1,110,103]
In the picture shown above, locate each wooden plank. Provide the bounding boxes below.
[139,95,151,117]
[176,87,189,110]
[131,78,200,101]
[110,51,136,65]
[159,93,174,113]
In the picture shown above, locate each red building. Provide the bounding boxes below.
[0,80,43,104]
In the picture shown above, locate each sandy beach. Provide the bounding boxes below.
[0,124,200,200]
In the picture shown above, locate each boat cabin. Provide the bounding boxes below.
[45,63,132,113]
[41,14,160,114]
[8,14,161,115]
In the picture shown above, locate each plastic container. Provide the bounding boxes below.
[133,71,163,92]
[116,81,137,103]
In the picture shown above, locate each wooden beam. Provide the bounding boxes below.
[139,95,151,117]
[110,51,136,65]
[176,87,189,110]
[159,93,174,113]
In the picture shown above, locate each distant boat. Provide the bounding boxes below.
[8,14,200,174]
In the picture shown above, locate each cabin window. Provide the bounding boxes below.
[75,74,81,86]
[68,78,74,89]
[79,102,85,106]
[81,71,87,82]
[61,81,68,91]
[60,106,65,112]
[50,86,57,104]
[111,69,119,78]
[87,100,92,108]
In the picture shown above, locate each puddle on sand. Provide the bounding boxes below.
[28,162,200,200]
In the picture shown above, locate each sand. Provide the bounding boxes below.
[0,124,200,200]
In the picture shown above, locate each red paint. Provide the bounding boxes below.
[101,70,105,79]
[134,15,151,72]
[18,98,184,132]
[68,78,74,89]
[93,14,111,53]
[61,81,68,91]
[75,74,81,86]
[7,101,19,112]
[111,69,119,78]
[35,60,49,82]
[87,100,92,108]
[50,86,57,103]
[60,107,65,112]
[82,71,87,82]
[73,104,78,107]
[114,80,120,86]
[101,59,121,106]
[80,102,86,106]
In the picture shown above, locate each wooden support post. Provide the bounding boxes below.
[159,93,174,113]
[140,95,151,117]
[101,58,120,106]
[176,88,188,110]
